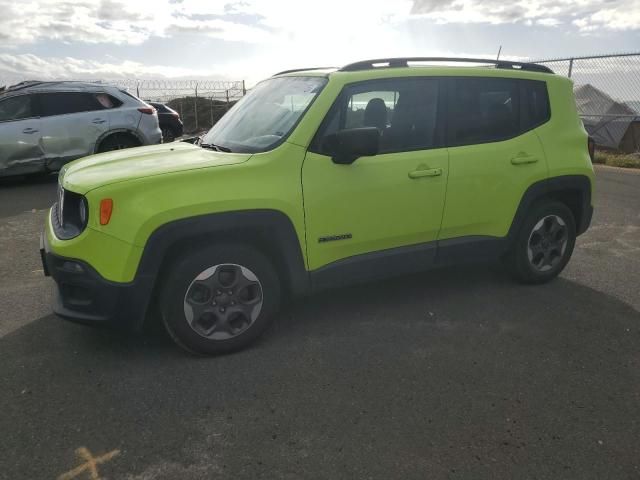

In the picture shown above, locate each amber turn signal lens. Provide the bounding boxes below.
[100,199,113,225]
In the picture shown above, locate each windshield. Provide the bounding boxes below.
[201,76,327,153]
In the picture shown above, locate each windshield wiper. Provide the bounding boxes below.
[200,143,232,153]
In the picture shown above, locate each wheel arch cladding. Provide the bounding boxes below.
[508,175,593,240]
[137,210,310,316]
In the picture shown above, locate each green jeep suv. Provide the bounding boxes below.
[41,57,595,355]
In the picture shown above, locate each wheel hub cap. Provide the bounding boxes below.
[527,215,568,273]
[183,264,263,340]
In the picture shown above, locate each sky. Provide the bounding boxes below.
[0,0,639,86]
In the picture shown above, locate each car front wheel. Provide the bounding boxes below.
[160,244,281,355]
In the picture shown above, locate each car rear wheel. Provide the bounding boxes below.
[97,133,140,153]
[160,244,281,355]
[504,200,576,284]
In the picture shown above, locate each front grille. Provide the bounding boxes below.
[57,183,65,226]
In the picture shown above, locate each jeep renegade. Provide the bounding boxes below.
[41,57,595,355]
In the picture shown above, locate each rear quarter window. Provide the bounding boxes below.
[521,80,550,130]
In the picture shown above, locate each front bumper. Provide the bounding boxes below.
[41,231,154,331]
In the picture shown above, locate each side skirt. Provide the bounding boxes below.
[309,236,507,293]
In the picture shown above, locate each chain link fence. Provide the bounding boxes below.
[535,53,640,152]
[115,79,246,134]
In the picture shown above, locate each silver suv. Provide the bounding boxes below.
[0,81,162,177]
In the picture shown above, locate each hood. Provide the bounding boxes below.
[61,142,252,194]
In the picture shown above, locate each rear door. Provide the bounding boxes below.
[36,92,110,170]
[0,94,44,175]
[439,77,549,243]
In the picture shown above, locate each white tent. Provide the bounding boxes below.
[575,84,640,152]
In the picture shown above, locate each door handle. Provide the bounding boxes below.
[510,154,539,165]
[92,119,107,124]
[22,128,39,134]
[408,167,442,179]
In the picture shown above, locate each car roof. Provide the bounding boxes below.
[0,80,115,98]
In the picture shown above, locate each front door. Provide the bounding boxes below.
[0,94,44,176]
[36,92,110,170]
[302,77,448,283]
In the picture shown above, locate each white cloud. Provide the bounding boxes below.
[0,53,228,84]
[0,0,637,51]
[410,0,640,32]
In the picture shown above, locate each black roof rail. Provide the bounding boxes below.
[339,57,554,74]
[272,67,335,76]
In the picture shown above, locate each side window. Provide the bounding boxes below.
[38,92,104,117]
[344,91,397,129]
[95,93,122,109]
[0,95,34,122]
[316,78,441,154]
[522,80,550,130]
[448,77,520,146]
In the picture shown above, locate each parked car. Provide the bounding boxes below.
[41,57,595,355]
[149,102,183,142]
[0,81,162,177]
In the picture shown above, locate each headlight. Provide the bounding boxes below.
[52,189,89,240]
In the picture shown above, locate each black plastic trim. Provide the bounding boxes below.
[135,209,310,298]
[507,175,593,239]
[41,231,149,330]
[43,209,309,331]
[309,235,506,292]
[310,242,437,291]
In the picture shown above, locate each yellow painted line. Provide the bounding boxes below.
[57,447,120,480]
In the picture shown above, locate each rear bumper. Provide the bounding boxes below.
[41,231,154,331]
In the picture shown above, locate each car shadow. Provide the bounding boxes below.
[2,264,640,479]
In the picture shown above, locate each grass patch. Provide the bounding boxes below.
[593,150,640,169]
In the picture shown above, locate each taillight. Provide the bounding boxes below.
[138,106,156,115]
[588,137,595,162]
[100,198,113,225]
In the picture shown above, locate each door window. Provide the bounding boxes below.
[315,78,441,154]
[38,92,105,117]
[0,95,34,122]
[448,77,520,146]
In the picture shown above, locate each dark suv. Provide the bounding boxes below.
[149,102,183,142]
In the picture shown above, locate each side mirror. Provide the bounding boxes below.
[322,127,380,165]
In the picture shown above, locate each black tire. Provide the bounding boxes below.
[161,126,177,143]
[160,244,281,355]
[504,200,576,284]
[97,133,140,153]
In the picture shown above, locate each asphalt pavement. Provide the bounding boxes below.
[1,166,639,479]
